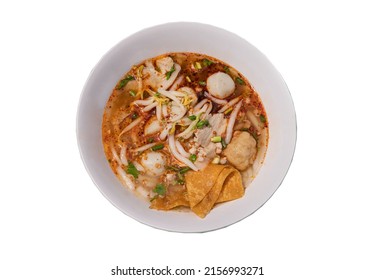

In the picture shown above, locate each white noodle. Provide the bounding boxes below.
[159,123,172,140]
[111,146,122,166]
[246,110,262,131]
[194,98,209,112]
[169,106,186,122]
[132,161,145,172]
[168,134,198,171]
[162,104,168,117]
[158,89,183,105]
[176,118,199,139]
[176,140,190,157]
[195,104,208,116]
[178,117,192,126]
[204,91,228,105]
[119,145,128,166]
[218,97,241,113]
[225,100,243,144]
[170,75,184,91]
[143,102,157,112]
[116,167,135,190]
[156,104,162,121]
[166,90,185,97]
[118,117,143,138]
[205,101,213,116]
[133,142,157,153]
[133,97,154,106]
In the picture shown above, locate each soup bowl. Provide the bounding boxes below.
[76,22,296,232]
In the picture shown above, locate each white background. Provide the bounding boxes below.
[1,1,373,279]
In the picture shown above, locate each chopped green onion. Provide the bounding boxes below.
[177,180,185,185]
[131,112,138,119]
[202,58,213,66]
[117,75,135,89]
[260,114,266,123]
[126,162,139,179]
[147,138,154,143]
[235,77,245,85]
[195,62,202,69]
[153,183,166,196]
[224,66,230,73]
[189,154,197,163]
[198,81,206,86]
[129,90,137,97]
[151,143,164,151]
[196,120,209,129]
[212,156,220,164]
[221,139,227,149]
[211,136,222,143]
[224,107,233,115]
[179,167,191,174]
[188,115,197,121]
[166,165,180,172]
[249,131,258,141]
[165,64,175,80]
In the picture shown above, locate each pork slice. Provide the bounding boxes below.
[195,113,226,147]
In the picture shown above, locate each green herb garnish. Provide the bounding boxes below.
[235,77,244,85]
[196,119,209,129]
[153,183,166,196]
[179,167,191,174]
[129,90,137,97]
[126,162,139,179]
[224,66,230,73]
[176,172,185,184]
[202,58,213,66]
[189,154,197,163]
[165,64,175,80]
[151,143,164,151]
[188,115,197,121]
[147,138,154,143]
[166,165,180,172]
[221,139,227,149]
[199,81,206,86]
[117,75,135,89]
[260,114,266,123]
[131,112,138,119]
[249,131,258,141]
[211,136,222,143]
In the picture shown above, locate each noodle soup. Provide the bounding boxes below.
[102,53,268,218]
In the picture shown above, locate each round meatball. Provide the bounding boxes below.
[207,72,235,99]
[178,87,198,106]
[140,151,166,176]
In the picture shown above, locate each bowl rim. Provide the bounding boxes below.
[76,21,297,233]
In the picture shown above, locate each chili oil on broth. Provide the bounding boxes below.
[102,52,268,218]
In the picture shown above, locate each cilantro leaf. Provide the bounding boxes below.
[235,77,244,85]
[165,64,175,80]
[153,183,166,196]
[126,162,139,179]
[117,75,135,89]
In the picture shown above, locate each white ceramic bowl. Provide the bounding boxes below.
[77,22,296,232]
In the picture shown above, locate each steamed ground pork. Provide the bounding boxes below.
[102,52,268,218]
